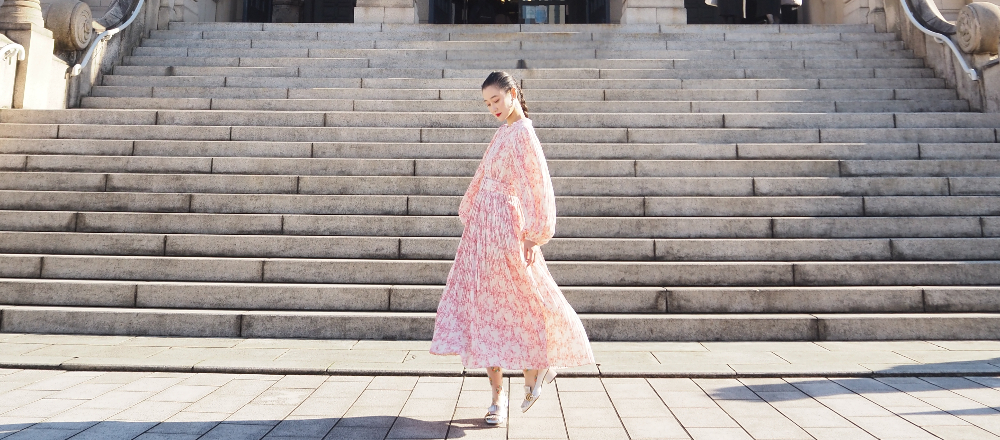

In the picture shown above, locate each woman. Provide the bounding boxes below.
[429,71,595,426]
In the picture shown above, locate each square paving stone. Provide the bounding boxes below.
[398,400,458,418]
[670,407,740,428]
[894,408,974,426]
[2,427,82,440]
[338,406,401,427]
[611,399,673,418]
[445,425,508,440]
[110,401,188,422]
[773,407,856,428]
[353,389,411,407]
[923,424,1000,440]
[561,407,625,428]
[620,416,689,439]
[70,421,159,440]
[557,391,614,408]
[731,416,813,439]
[648,378,704,392]
[148,385,219,403]
[291,397,357,417]
[657,391,718,408]
[738,378,800,393]
[553,378,605,392]
[150,411,228,435]
[507,417,568,439]
[323,426,391,440]
[267,416,340,437]
[803,427,878,440]
[847,415,940,439]
[715,400,785,418]
[48,383,123,400]
[225,404,296,424]
[252,388,313,405]
[272,375,329,389]
[199,422,273,440]
[566,426,631,440]
[134,434,203,440]
[3,398,84,419]
[686,427,754,440]
[386,417,450,439]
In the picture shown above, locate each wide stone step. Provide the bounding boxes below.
[120,56,926,70]
[8,155,1000,178]
[1,304,998,340]
[127,45,915,61]
[98,75,945,91]
[7,156,858,177]
[109,65,934,81]
[80,97,968,114]
[134,38,907,51]
[0,172,988,196]
[160,21,876,34]
[1,211,990,238]
[4,253,1000,286]
[2,279,997,314]
[86,85,954,102]
[4,232,1000,261]
[3,191,999,217]
[6,139,995,161]
[8,109,994,129]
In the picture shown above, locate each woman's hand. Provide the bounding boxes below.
[523,239,539,266]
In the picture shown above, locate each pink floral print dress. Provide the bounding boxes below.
[429,118,595,370]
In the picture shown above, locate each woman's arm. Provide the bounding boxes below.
[512,125,557,252]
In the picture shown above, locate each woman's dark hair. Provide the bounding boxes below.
[482,71,528,118]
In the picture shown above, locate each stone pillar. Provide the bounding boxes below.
[0,0,57,108]
[620,0,685,24]
[355,0,418,23]
[272,0,302,22]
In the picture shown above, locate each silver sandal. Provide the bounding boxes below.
[485,390,508,426]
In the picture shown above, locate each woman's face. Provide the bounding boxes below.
[482,85,516,122]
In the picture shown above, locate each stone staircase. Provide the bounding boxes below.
[1,22,999,342]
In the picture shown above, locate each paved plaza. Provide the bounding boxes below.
[1,369,1000,440]
[0,334,999,439]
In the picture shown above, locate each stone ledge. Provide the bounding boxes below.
[1,333,998,378]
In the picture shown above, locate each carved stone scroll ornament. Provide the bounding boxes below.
[957,2,1000,55]
[42,0,93,51]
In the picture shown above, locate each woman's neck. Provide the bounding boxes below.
[506,107,525,126]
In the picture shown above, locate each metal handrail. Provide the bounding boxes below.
[70,0,146,76]
[898,0,979,81]
[1,42,26,64]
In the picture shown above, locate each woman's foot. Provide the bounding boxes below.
[485,390,508,426]
[520,368,557,413]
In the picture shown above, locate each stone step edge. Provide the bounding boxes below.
[3,352,997,379]
[3,305,1000,336]
[2,278,997,314]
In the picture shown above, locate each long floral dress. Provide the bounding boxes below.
[429,118,595,370]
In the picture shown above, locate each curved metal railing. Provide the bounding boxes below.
[1,42,26,64]
[70,0,146,77]
[898,0,979,81]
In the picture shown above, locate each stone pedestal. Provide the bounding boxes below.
[0,0,57,109]
[355,0,417,23]
[620,0,686,24]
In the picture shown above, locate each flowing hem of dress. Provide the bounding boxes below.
[429,349,595,370]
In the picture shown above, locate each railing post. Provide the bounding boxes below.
[0,0,58,108]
